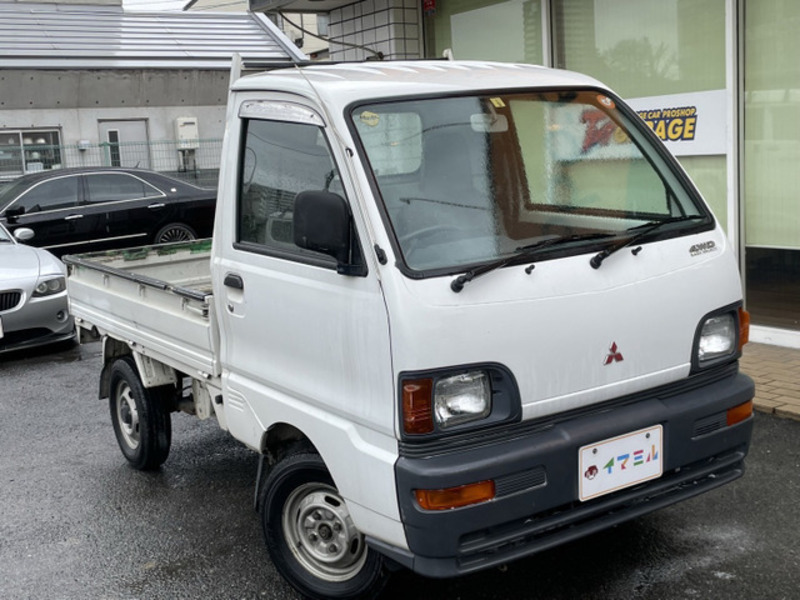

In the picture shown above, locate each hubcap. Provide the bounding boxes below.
[158,226,194,243]
[282,483,367,582]
[115,382,140,449]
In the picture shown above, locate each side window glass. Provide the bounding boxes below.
[16,177,79,212]
[85,174,162,203]
[238,119,340,259]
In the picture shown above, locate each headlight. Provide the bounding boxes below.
[434,372,491,428]
[33,276,66,297]
[692,305,748,372]
[400,365,520,439]
[697,314,736,362]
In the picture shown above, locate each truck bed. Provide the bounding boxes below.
[64,240,220,378]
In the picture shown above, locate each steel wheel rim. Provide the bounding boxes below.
[115,381,140,450]
[158,226,194,243]
[282,482,367,582]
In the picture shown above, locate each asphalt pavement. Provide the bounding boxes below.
[1,341,799,600]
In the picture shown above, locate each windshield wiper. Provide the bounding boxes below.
[589,215,707,269]
[451,232,615,293]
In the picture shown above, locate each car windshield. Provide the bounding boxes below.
[0,224,11,242]
[0,179,31,211]
[351,89,710,273]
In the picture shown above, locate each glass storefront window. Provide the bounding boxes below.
[744,0,800,330]
[552,0,725,97]
[425,0,543,64]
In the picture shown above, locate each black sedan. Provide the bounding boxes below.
[0,168,216,257]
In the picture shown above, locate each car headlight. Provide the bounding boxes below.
[693,305,748,370]
[400,365,520,439]
[33,276,66,297]
[434,372,491,428]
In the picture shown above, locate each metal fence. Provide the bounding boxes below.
[0,139,223,190]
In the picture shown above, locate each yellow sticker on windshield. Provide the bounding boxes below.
[360,111,380,127]
[489,97,506,108]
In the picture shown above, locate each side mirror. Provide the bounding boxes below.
[13,227,35,242]
[293,190,363,275]
[4,206,24,223]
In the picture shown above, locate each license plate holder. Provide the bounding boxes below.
[579,425,663,502]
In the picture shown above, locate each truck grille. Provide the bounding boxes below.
[0,291,22,312]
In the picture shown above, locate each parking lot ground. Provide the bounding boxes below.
[1,341,799,599]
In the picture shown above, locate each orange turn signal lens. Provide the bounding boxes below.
[402,378,434,435]
[738,307,750,351]
[415,480,496,511]
[727,399,753,427]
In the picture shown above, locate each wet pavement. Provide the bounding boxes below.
[1,341,799,599]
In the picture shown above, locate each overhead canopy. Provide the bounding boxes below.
[0,2,306,69]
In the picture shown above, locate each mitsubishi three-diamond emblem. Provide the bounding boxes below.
[604,342,624,365]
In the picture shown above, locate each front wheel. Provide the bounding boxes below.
[260,449,388,600]
[108,357,172,470]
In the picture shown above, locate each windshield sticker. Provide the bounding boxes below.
[489,97,506,108]
[359,111,380,127]
[597,95,616,109]
[689,240,717,257]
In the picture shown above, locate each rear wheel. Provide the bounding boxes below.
[260,449,388,600]
[108,356,172,470]
[154,223,196,244]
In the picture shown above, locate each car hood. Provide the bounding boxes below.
[0,243,62,281]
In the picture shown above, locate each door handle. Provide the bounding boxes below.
[224,273,244,290]
[64,214,84,221]
[148,203,166,210]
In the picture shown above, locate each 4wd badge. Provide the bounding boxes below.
[689,240,717,257]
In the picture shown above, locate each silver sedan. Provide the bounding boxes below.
[0,223,74,354]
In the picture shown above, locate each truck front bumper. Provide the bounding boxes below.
[371,366,754,578]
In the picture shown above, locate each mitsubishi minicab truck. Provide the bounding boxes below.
[66,60,755,600]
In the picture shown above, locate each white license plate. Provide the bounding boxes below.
[579,425,663,502]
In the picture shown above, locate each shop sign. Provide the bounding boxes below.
[627,89,727,156]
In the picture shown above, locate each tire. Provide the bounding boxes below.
[108,357,172,471]
[154,223,196,244]
[260,449,389,600]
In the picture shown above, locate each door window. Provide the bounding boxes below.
[15,176,79,212]
[238,118,341,262]
[85,173,162,203]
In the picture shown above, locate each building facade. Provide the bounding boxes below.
[0,0,303,185]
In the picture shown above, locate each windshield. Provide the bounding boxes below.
[0,223,12,242]
[351,90,710,273]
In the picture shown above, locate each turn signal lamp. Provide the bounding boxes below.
[738,307,750,352]
[415,480,496,511]
[402,378,434,434]
[727,399,753,427]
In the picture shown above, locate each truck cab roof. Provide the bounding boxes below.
[232,60,610,104]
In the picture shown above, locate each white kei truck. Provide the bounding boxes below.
[66,60,755,600]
